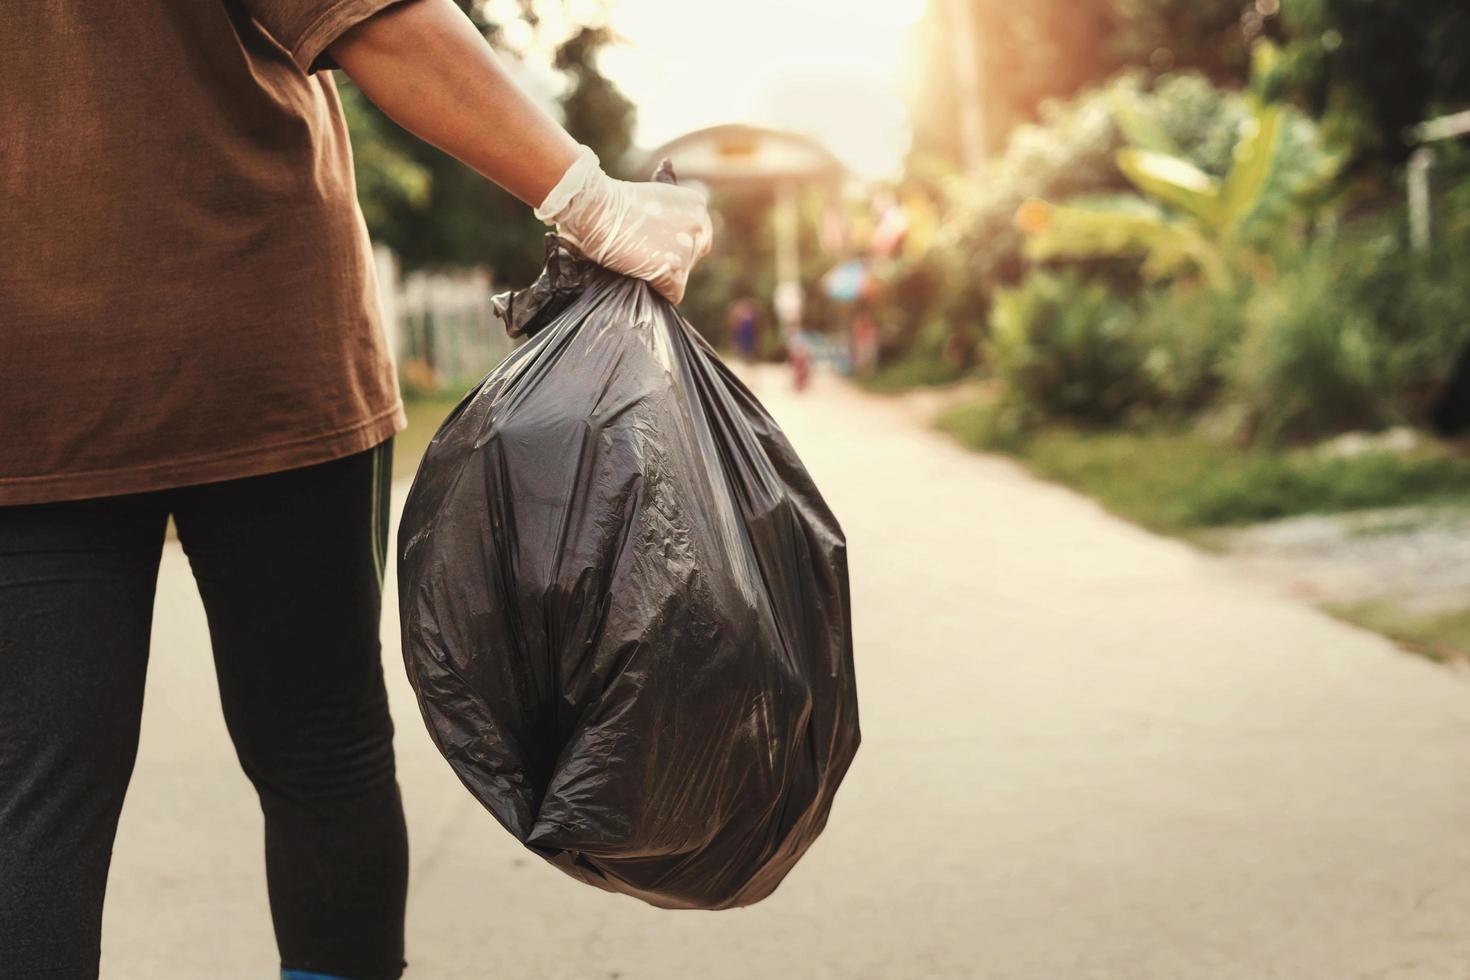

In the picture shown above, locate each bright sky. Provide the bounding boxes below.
[483,0,931,182]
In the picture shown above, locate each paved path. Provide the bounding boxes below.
[107,369,1470,979]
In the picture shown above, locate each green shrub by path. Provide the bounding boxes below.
[966,52,1470,442]
[978,270,1250,430]
[1229,248,1381,443]
[985,211,1470,447]
[1135,279,1248,416]
[858,355,970,395]
[987,270,1149,425]
[1229,222,1470,443]
[936,405,1470,535]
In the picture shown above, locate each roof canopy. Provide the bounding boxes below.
[642,124,845,188]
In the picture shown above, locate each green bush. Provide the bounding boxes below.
[1134,280,1248,415]
[860,318,972,393]
[867,252,990,376]
[1227,220,1470,442]
[987,271,1147,425]
[986,213,1470,443]
[984,269,1245,430]
[1229,247,1380,443]
[1350,224,1470,423]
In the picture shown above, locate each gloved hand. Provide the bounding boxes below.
[534,145,713,304]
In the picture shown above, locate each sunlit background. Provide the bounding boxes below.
[81,2,1470,974]
[480,0,924,180]
[349,0,1470,665]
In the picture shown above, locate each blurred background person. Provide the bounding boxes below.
[726,294,762,363]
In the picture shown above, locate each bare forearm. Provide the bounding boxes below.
[330,0,579,207]
[331,0,713,303]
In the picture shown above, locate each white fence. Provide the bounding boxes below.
[375,245,514,389]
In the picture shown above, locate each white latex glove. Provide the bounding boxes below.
[534,145,713,304]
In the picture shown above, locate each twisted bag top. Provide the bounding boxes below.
[397,235,860,909]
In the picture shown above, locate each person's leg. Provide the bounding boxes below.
[0,495,167,979]
[172,442,406,980]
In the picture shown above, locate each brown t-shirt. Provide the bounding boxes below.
[1,0,409,506]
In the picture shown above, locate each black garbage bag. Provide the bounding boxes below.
[397,235,860,910]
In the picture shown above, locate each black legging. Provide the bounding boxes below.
[0,443,407,979]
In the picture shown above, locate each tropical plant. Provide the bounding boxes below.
[868,72,1255,383]
[1017,44,1343,290]
[941,71,1247,293]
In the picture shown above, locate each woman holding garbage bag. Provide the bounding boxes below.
[0,1,708,977]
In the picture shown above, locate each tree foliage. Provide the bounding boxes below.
[343,1,635,282]
[554,26,636,178]
[907,0,1470,177]
[904,0,1127,174]
[1107,0,1252,81]
[1274,0,1470,169]
[903,0,1260,176]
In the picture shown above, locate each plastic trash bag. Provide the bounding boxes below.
[397,234,860,910]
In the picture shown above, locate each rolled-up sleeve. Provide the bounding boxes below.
[239,0,411,73]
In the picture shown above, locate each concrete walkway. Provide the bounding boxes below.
[106,369,1470,979]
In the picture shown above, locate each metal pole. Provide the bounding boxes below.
[773,180,803,338]
[1408,147,1433,253]
[1414,110,1470,144]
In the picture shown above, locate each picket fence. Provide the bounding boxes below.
[374,245,514,389]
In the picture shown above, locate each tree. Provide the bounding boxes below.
[1274,0,1470,169]
[343,1,637,283]
[554,26,636,178]
[904,0,1127,174]
[902,0,1259,177]
[338,83,431,236]
[1108,0,1253,83]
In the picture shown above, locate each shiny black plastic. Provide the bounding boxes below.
[397,237,859,909]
